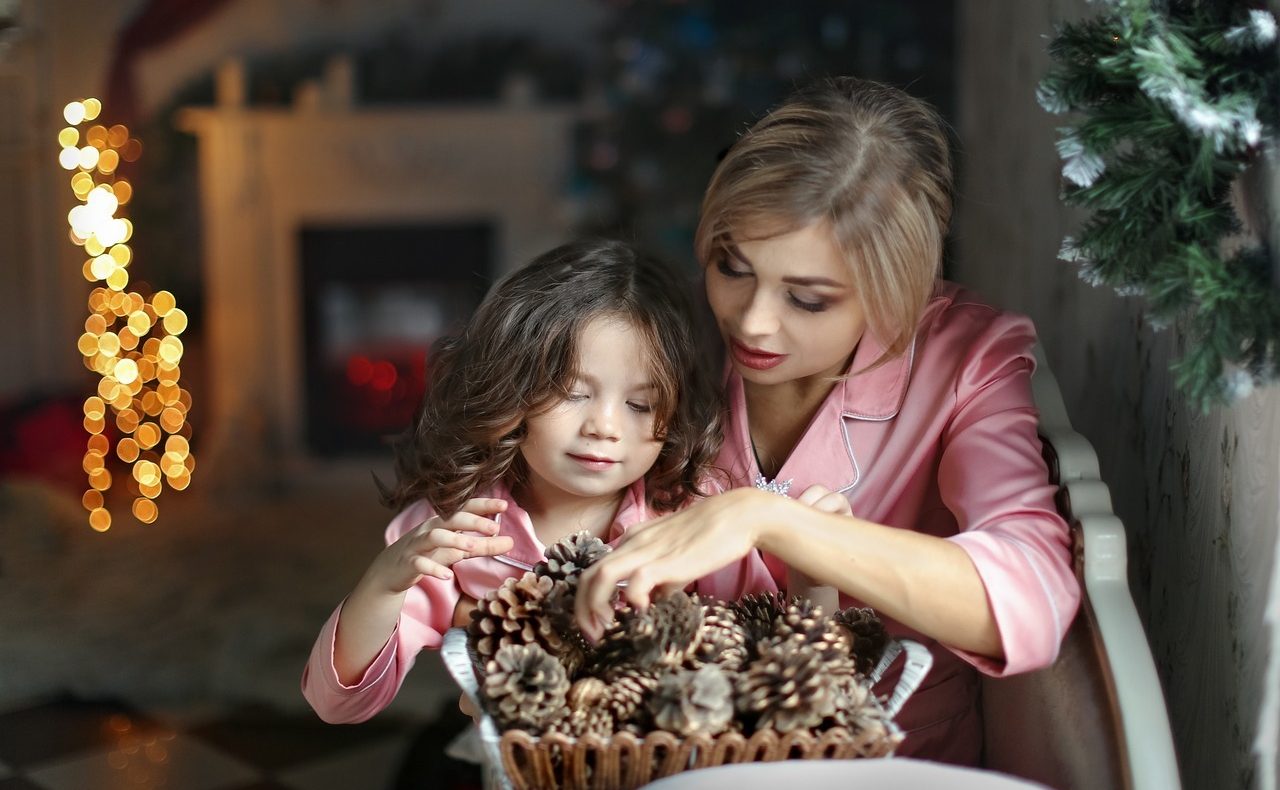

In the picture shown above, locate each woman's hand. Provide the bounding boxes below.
[797,484,852,516]
[574,487,780,640]
[365,499,514,595]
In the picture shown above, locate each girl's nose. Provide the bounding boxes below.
[583,402,622,441]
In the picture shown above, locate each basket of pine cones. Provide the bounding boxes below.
[441,532,933,790]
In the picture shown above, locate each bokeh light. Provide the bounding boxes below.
[61,98,195,530]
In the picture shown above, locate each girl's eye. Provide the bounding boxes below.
[566,392,588,402]
[627,402,652,414]
[788,293,828,313]
[715,258,751,279]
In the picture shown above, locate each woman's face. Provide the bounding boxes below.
[705,221,866,388]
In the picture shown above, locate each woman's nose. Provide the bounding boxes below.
[739,290,780,337]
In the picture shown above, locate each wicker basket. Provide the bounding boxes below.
[441,627,932,790]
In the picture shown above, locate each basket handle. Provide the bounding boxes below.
[441,628,514,790]
[871,638,933,720]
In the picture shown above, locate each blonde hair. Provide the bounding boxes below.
[695,77,952,365]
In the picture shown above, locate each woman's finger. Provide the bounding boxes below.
[797,484,833,506]
[815,491,852,515]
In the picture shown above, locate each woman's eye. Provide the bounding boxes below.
[566,392,588,402]
[715,258,751,279]
[627,402,652,414]
[788,293,828,313]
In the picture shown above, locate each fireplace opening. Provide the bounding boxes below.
[300,223,494,456]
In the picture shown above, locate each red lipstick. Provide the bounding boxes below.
[730,340,787,371]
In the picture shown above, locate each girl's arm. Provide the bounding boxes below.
[333,498,512,683]
[302,499,513,723]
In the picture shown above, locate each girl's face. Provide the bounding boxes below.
[519,315,665,506]
[705,221,866,387]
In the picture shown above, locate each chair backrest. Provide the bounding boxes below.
[980,347,1181,790]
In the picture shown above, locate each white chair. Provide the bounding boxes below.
[979,347,1181,789]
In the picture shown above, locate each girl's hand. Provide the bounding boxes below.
[366,499,514,595]
[797,484,852,516]
[574,488,777,640]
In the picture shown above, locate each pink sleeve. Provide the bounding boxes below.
[939,313,1081,677]
[301,501,462,723]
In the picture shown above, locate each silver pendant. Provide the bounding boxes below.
[753,474,793,497]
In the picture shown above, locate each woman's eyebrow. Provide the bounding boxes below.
[728,244,846,289]
[781,275,846,288]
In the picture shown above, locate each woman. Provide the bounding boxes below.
[574,77,1080,764]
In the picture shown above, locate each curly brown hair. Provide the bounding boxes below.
[378,239,723,517]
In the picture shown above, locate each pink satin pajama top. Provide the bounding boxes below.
[715,282,1081,765]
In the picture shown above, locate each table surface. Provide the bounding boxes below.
[639,758,1051,790]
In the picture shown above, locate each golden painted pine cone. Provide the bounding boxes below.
[482,643,570,733]
[649,664,735,737]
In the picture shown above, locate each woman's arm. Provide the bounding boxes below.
[575,488,1002,658]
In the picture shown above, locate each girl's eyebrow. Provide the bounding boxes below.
[728,245,847,289]
[575,373,659,391]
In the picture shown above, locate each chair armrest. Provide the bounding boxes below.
[1031,346,1180,790]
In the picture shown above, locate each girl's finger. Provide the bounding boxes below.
[412,554,453,580]
[441,512,502,535]
[460,498,509,516]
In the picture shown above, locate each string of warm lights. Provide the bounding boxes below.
[61,98,195,531]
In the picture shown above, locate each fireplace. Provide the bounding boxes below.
[179,58,577,487]
[300,222,493,456]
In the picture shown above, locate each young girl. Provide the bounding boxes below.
[575,78,1081,765]
[302,239,776,724]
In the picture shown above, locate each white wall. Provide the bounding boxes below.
[955,2,1280,787]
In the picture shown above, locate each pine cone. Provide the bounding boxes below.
[775,598,853,662]
[727,591,790,647]
[649,665,734,736]
[550,706,615,738]
[737,639,850,733]
[534,530,610,586]
[549,677,615,738]
[689,597,750,671]
[482,644,570,732]
[826,668,897,743]
[833,606,889,674]
[468,573,585,674]
[593,591,704,670]
[598,664,660,725]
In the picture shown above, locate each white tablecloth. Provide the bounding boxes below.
[640,758,1051,790]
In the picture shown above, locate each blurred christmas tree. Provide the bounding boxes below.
[571,0,953,265]
[1039,0,1280,409]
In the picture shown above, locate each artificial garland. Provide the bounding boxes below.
[1038,0,1280,410]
